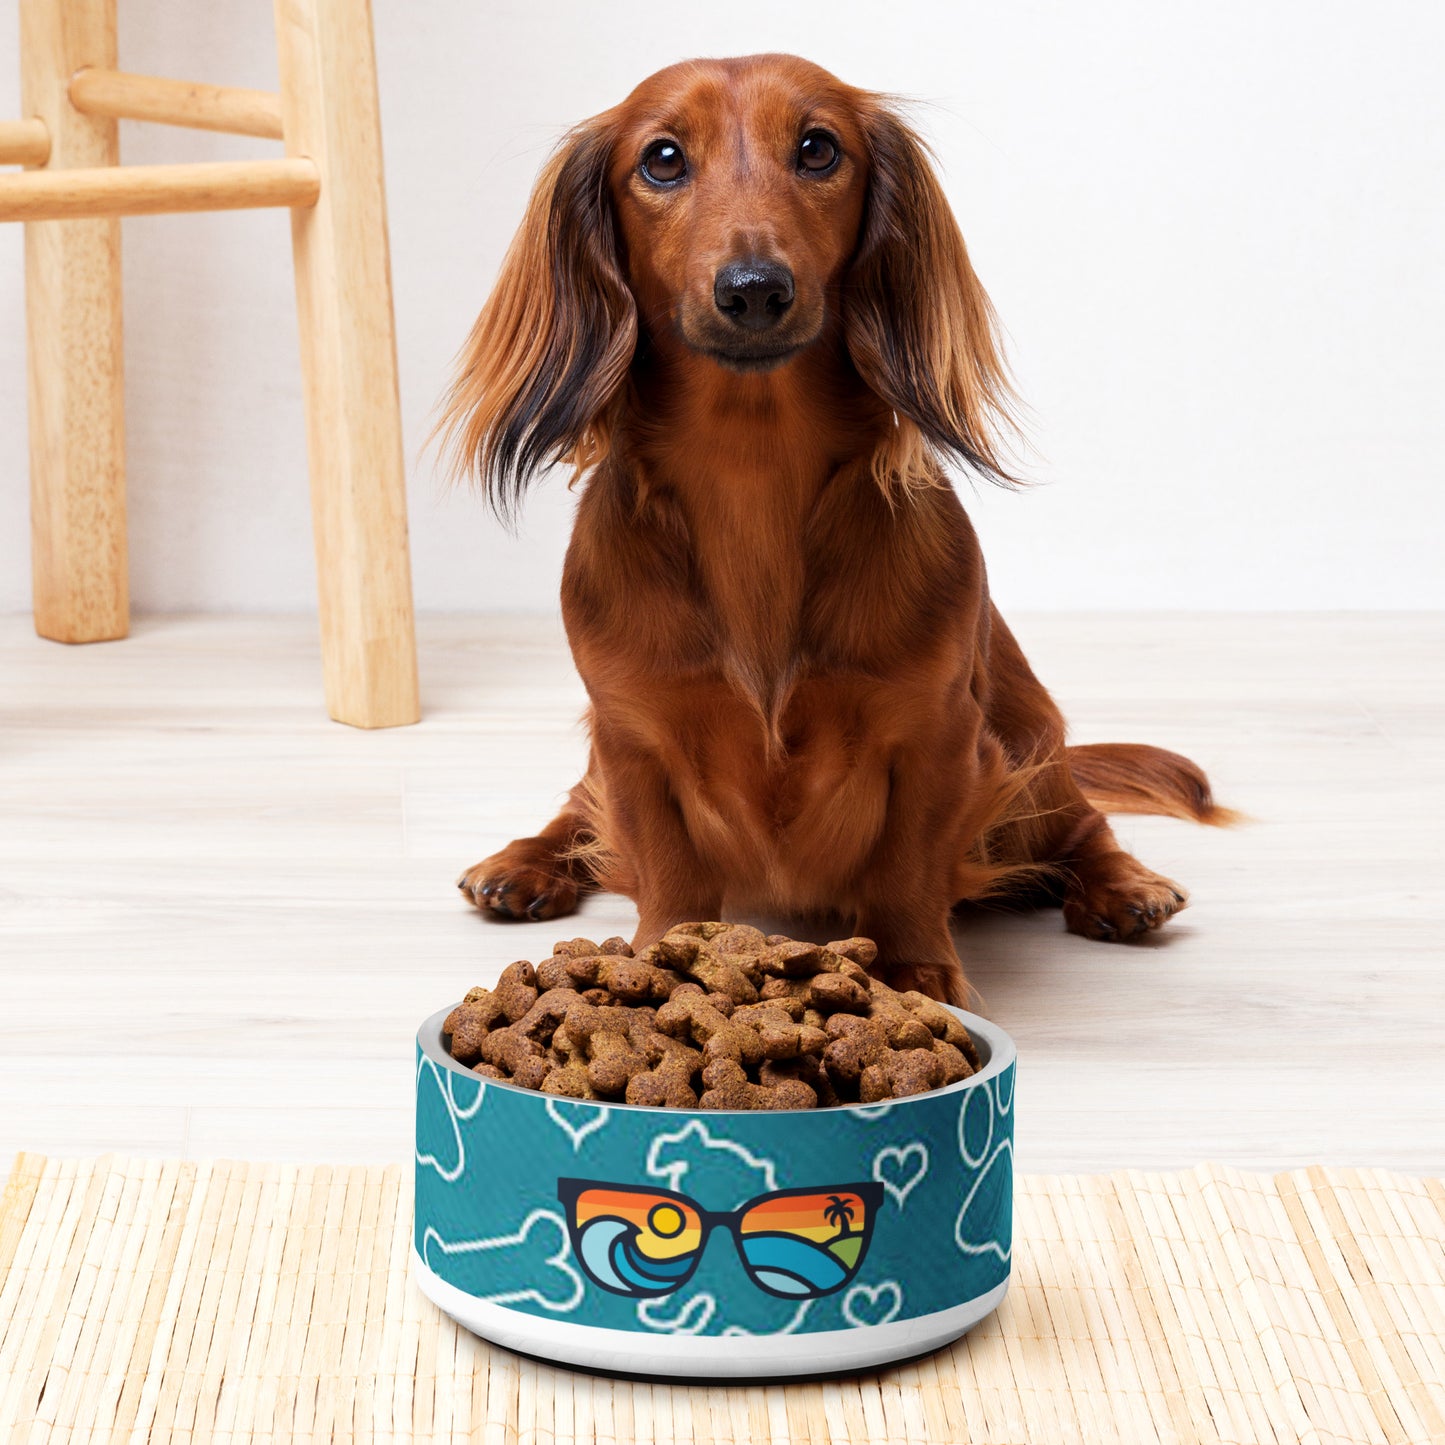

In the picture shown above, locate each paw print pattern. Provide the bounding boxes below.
[955,1073,1013,1262]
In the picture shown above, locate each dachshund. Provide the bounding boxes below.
[441,54,1233,1005]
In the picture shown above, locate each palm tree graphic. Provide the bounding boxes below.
[823,1194,857,1240]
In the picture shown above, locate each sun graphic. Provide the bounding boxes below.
[648,1202,686,1239]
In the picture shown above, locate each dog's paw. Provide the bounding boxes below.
[874,959,971,1009]
[1062,852,1187,942]
[457,846,580,922]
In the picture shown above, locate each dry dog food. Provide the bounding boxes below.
[442,922,981,1110]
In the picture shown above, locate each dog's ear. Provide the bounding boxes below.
[438,118,637,523]
[845,103,1018,488]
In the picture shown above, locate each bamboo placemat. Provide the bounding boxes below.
[1,1156,1443,1443]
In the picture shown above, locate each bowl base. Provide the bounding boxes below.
[411,1248,1009,1381]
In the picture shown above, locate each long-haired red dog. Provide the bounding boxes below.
[443,54,1231,1005]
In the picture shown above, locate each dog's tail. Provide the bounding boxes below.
[1065,743,1241,826]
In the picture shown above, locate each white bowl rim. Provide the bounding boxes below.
[416,1000,1016,1117]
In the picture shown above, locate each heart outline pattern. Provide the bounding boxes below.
[872,1142,929,1209]
[843,1281,903,1328]
[544,1097,612,1151]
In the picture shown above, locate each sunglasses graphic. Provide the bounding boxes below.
[557,1177,883,1300]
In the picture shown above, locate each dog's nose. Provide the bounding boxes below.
[713,259,794,330]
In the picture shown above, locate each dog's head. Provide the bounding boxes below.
[440,54,1015,519]
[606,56,868,377]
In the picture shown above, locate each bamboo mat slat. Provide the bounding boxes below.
[2,1157,1443,1444]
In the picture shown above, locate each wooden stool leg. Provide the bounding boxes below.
[273,0,420,728]
[21,0,127,643]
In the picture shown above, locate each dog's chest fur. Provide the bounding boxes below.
[564,450,985,903]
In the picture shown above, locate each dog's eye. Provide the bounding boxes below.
[640,140,687,185]
[798,130,839,174]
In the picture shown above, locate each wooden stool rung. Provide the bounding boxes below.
[0,156,319,221]
[0,117,49,166]
[68,68,284,141]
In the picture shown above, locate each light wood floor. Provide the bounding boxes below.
[2,613,1441,1173]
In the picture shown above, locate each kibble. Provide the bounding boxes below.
[441,924,978,1109]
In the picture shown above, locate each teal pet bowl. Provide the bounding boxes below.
[413,1004,1015,1379]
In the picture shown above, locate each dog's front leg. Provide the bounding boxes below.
[595,725,723,951]
[856,909,968,1008]
[851,748,971,1007]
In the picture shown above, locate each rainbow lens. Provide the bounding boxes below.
[735,1187,878,1298]
[562,1183,705,1297]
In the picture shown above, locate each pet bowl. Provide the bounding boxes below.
[413,1004,1015,1379]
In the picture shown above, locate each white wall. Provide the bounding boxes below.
[2,0,1441,613]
